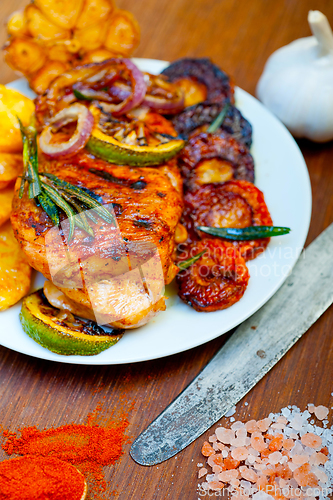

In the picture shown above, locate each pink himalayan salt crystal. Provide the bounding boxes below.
[277,416,288,425]
[207,454,224,468]
[251,432,267,452]
[208,481,224,490]
[292,455,310,465]
[237,427,248,438]
[314,405,329,421]
[308,404,315,413]
[293,464,318,487]
[309,452,328,465]
[239,465,258,483]
[231,421,245,431]
[215,442,225,451]
[256,475,268,490]
[212,465,223,474]
[198,467,208,478]
[271,423,286,430]
[216,427,235,444]
[218,469,240,482]
[230,478,240,488]
[267,451,283,464]
[213,442,220,451]
[231,447,249,461]
[231,437,247,447]
[301,433,322,449]
[283,439,295,451]
[209,434,217,443]
[257,418,272,432]
[245,420,259,433]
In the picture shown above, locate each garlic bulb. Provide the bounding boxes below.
[257,11,333,142]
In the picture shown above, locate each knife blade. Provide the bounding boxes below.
[130,222,333,466]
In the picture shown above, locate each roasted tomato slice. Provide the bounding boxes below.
[161,58,234,105]
[176,239,249,312]
[179,131,254,190]
[182,180,273,260]
[171,101,253,146]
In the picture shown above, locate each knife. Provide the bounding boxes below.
[130,222,333,466]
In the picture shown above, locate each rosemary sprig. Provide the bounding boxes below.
[18,120,116,242]
[207,102,230,133]
[43,173,115,225]
[197,226,291,240]
[19,118,42,199]
[178,250,206,270]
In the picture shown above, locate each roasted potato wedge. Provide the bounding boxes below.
[4,37,46,75]
[48,44,74,64]
[6,10,29,37]
[0,85,35,154]
[0,187,15,227]
[74,20,109,51]
[4,2,140,92]
[81,47,116,63]
[25,5,71,41]
[104,10,140,56]
[0,154,23,190]
[30,61,70,94]
[0,220,31,311]
[76,0,114,29]
[34,0,85,29]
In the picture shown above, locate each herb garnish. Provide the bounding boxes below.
[19,121,115,241]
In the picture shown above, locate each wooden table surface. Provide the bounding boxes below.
[0,1,332,499]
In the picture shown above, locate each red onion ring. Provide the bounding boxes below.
[99,59,147,116]
[39,103,94,158]
[108,81,185,114]
[142,91,185,114]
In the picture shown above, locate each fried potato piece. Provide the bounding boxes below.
[76,0,114,29]
[4,37,46,75]
[0,154,23,189]
[81,47,116,63]
[30,61,70,94]
[0,85,35,154]
[0,220,31,311]
[25,5,71,41]
[48,44,74,63]
[0,187,14,228]
[34,0,84,29]
[74,20,109,51]
[6,10,29,37]
[105,10,140,56]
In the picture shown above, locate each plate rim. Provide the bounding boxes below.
[2,58,312,365]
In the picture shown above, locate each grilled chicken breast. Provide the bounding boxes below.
[11,151,183,328]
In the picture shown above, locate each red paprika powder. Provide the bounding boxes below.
[0,455,87,500]
[1,413,129,500]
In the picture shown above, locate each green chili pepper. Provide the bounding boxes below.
[197,226,291,240]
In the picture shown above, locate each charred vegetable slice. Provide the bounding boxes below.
[20,289,123,356]
[86,105,184,166]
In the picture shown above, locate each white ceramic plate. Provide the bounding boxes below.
[2,58,311,365]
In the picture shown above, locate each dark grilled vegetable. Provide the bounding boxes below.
[179,131,255,190]
[171,101,253,146]
[161,58,234,104]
